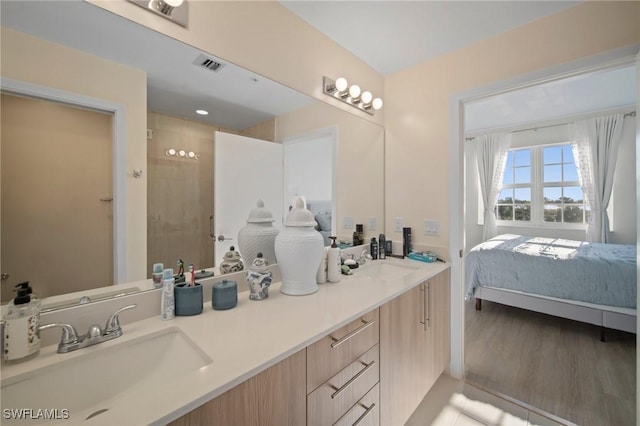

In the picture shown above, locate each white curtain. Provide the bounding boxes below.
[476,133,511,241]
[571,114,624,243]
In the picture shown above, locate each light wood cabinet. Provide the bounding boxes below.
[379,269,450,426]
[168,349,306,426]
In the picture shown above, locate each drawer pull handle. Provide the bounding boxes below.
[330,319,375,349]
[331,360,376,399]
[352,402,376,426]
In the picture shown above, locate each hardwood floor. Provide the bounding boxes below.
[465,300,636,426]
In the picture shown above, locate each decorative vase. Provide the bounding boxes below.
[220,246,244,274]
[246,253,273,300]
[275,196,325,296]
[237,199,279,267]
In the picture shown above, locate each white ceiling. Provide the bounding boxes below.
[280,1,580,76]
[465,65,637,133]
[2,1,635,132]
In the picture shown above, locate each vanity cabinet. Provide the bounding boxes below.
[379,269,450,425]
[168,348,306,426]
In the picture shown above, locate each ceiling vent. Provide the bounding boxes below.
[193,54,225,72]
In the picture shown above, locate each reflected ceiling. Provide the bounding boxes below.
[1,1,313,130]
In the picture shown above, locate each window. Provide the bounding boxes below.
[496,143,588,227]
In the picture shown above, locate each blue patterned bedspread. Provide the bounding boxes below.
[465,234,637,309]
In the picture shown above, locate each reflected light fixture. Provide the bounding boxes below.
[127,0,188,27]
[323,76,383,115]
[165,148,199,160]
[196,109,209,116]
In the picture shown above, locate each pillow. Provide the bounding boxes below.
[315,213,332,232]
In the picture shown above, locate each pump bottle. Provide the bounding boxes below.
[3,282,41,363]
[327,237,341,283]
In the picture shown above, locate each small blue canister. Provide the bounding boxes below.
[212,280,238,310]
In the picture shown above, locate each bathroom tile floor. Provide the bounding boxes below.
[407,374,573,426]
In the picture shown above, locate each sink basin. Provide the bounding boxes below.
[1,327,212,424]
[356,262,420,280]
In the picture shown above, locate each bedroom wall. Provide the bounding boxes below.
[464,114,637,250]
[385,1,640,256]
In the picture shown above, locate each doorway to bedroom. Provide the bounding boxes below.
[461,62,637,424]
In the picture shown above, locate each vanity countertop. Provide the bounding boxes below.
[1,257,449,426]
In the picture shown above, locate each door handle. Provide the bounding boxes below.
[209,215,215,238]
[99,197,113,202]
[217,235,233,242]
[419,284,426,328]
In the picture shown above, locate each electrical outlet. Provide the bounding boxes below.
[368,216,377,231]
[343,216,354,230]
[424,220,440,235]
[394,217,403,232]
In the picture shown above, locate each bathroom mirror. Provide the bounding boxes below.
[0,1,384,308]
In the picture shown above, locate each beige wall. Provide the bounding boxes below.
[276,101,385,243]
[384,1,640,251]
[89,0,384,127]
[1,26,147,282]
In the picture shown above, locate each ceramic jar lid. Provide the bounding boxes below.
[250,253,269,272]
[224,246,242,261]
[245,199,275,223]
[284,197,316,227]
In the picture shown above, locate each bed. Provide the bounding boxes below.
[465,234,637,340]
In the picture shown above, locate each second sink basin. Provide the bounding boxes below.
[1,327,212,424]
[356,262,420,280]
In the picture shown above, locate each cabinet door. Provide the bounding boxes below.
[169,349,306,426]
[379,284,429,426]
[430,268,451,380]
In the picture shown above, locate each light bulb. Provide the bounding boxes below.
[372,98,383,110]
[361,91,373,104]
[349,85,361,98]
[166,148,176,156]
[178,150,186,157]
[335,77,348,92]
[196,109,208,116]
[188,151,196,158]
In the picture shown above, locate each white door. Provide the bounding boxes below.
[214,131,283,267]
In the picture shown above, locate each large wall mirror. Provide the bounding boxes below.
[0,1,384,309]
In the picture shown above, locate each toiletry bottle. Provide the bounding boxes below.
[161,268,175,320]
[356,224,364,246]
[403,227,412,257]
[379,234,386,259]
[327,237,341,283]
[352,231,359,247]
[316,247,328,284]
[370,237,378,260]
[3,282,41,363]
[152,263,164,288]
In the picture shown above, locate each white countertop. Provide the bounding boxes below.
[1,258,449,426]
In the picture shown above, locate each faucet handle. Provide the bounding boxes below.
[104,304,137,337]
[39,323,80,346]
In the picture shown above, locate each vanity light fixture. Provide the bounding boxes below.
[127,0,188,28]
[323,76,383,115]
[165,148,199,160]
[196,109,209,116]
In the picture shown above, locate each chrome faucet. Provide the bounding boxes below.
[39,304,136,354]
[357,249,372,265]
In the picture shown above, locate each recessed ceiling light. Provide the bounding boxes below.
[196,109,209,115]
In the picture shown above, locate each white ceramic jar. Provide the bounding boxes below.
[237,199,279,267]
[275,197,324,296]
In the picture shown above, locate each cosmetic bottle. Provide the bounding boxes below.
[316,247,328,284]
[378,234,386,259]
[370,237,378,260]
[3,282,41,363]
[403,227,412,257]
[356,224,364,246]
[327,237,341,283]
[161,268,175,321]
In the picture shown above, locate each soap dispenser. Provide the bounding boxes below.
[327,236,341,283]
[3,282,41,363]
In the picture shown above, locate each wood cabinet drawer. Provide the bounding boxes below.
[307,344,379,426]
[334,382,379,426]
[307,308,379,393]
